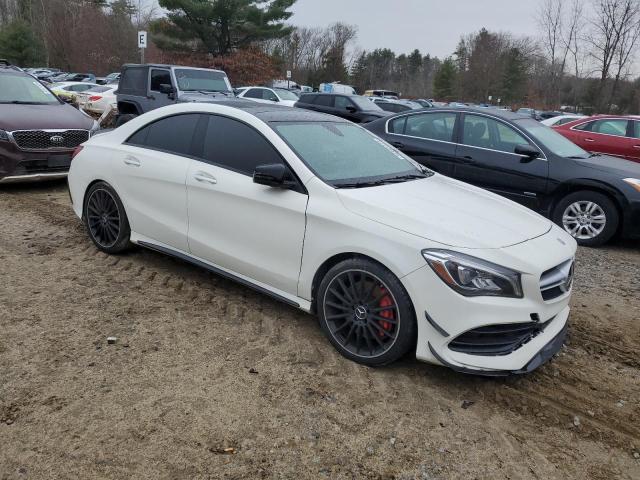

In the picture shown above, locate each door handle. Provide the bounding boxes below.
[124,155,141,167]
[193,172,217,185]
[460,156,476,164]
[391,141,405,148]
[584,138,595,142]
[633,145,640,149]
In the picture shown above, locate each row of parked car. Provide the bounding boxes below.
[2,61,639,249]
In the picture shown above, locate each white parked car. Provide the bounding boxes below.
[76,85,118,114]
[68,103,577,374]
[235,86,299,107]
[49,81,100,102]
[541,114,587,127]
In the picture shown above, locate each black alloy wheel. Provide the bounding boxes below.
[84,181,131,253]
[318,259,416,366]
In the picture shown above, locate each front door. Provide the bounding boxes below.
[454,113,548,210]
[186,114,307,295]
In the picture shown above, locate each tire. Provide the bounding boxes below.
[552,190,618,247]
[84,181,131,254]
[115,113,137,128]
[316,258,417,366]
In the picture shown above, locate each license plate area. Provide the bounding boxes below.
[48,154,72,168]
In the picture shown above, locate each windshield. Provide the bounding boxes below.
[0,74,60,104]
[273,88,299,101]
[517,119,589,158]
[175,69,232,93]
[273,122,428,186]
[351,96,383,111]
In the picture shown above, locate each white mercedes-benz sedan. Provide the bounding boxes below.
[68,102,577,375]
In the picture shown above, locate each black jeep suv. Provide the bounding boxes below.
[294,93,390,123]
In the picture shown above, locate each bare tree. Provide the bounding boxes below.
[586,0,640,111]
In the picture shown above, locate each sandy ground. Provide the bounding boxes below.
[0,180,639,480]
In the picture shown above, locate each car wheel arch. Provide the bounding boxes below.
[551,181,625,233]
[309,252,412,315]
[117,101,141,115]
[82,179,129,222]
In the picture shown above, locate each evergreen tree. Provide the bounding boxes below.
[152,0,296,56]
[0,20,44,66]
[501,47,527,104]
[433,57,457,100]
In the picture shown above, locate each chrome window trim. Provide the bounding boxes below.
[384,109,548,161]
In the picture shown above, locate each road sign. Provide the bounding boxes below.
[286,70,292,79]
[138,31,147,49]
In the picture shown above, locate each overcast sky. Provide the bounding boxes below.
[289,0,545,59]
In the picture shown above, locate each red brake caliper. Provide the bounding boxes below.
[378,288,394,335]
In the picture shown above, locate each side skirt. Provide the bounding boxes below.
[138,240,301,309]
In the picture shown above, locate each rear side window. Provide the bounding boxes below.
[633,121,640,139]
[298,94,317,104]
[405,112,456,141]
[388,116,407,134]
[314,95,334,107]
[201,115,283,175]
[244,88,264,99]
[126,114,200,156]
[575,119,628,137]
[118,67,147,95]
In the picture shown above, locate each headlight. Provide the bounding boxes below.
[0,129,9,141]
[422,249,523,298]
[623,178,640,193]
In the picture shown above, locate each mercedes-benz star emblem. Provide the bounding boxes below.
[354,306,367,320]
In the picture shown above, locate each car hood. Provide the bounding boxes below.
[570,154,640,177]
[337,175,552,249]
[0,103,94,131]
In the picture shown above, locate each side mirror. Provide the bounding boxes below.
[253,163,297,189]
[514,144,541,162]
[159,83,175,95]
[269,97,279,102]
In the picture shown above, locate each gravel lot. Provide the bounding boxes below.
[1,180,639,480]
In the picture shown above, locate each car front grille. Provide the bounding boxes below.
[540,259,574,301]
[11,130,89,150]
[448,318,553,356]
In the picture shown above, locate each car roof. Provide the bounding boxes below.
[122,64,226,74]
[231,103,349,123]
[406,106,529,121]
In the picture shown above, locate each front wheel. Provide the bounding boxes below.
[552,191,618,247]
[317,258,417,366]
[84,182,131,253]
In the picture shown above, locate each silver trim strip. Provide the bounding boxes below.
[0,172,68,184]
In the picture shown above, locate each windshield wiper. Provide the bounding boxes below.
[334,173,429,189]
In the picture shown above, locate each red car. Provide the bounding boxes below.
[554,115,640,163]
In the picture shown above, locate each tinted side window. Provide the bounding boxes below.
[201,115,283,175]
[150,69,171,91]
[263,89,278,101]
[591,119,628,137]
[315,95,334,107]
[633,121,640,139]
[244,88,263,99]
[127,114,199,156]
[574,121,594,132]
[298,94,316,104]
[463,115,528,153]
[119,67,147,95]
[405,112,456,141]
[388,116,407,134]
[334,96,354,110]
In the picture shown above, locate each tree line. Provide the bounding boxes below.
[0,0,638,113]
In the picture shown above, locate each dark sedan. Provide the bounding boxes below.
[294,93,389,124]
[365,107,640,246]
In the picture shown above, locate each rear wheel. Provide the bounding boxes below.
[317,258,417,366]
[553,191,618,247]
[84,182,130,253]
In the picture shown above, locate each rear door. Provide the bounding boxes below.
[454,113,548,210]
[113,113,200,251]
[385,111,458,176]
[186,114,307,295]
